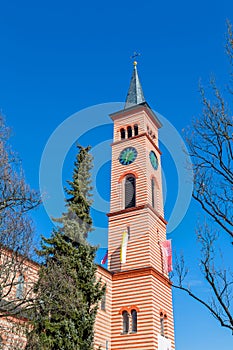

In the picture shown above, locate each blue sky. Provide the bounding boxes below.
[0,0,232,348]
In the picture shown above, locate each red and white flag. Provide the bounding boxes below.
[101,250,108,265]
[161,240,173,273]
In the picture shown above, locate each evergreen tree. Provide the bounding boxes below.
[26,145,105,349]
[65,144,93,239]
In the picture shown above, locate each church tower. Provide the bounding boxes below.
[107,61,175,349]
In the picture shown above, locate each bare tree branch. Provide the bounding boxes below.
[0,115,41,319]
[173,224,233,332]
[173,21,233,334]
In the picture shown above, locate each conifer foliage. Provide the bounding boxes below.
[65,145,93,239]
[26,145,105,349]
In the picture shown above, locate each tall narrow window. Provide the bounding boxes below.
[125,176,136,209]
[120,128,126,139]
[160,317,165,336]
[122,311,129,333]
[101,290,106,311]
[127,226,130,240]
[16,275,24,299]
[127,126,132,138]
[151,178,155,208]
[134,124,138,136]
[131,309,137,333]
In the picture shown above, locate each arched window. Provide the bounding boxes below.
[160,317,165,336]
[151,178,155,208]
[120,128,126,140]
[131,309,137,333]
[134,124,138,136]
[16,275,24,299]
[127,126,132,138]
[125,175,136,209]
[101,290,106,311]
[122,311,129,334]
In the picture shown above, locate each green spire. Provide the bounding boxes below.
[125,61,146,109]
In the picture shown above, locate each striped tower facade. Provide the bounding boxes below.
[107,80,175,349]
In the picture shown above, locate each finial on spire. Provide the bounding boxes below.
[125,53,145,109]
[130,52,141,67]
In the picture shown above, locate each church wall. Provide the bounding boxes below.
[108,209,151,272]
[111,268,175,350]
[0,316,27,349]
[144,136,164,216]
[147,210,167,273]
[111,272,155,349]
[108,207,168,275]
[108,96,175,349]
[0,250,39,303]
[0,251,38,349]
[110,135,149,213]
[151,275,175,349]
[94,266,112,350]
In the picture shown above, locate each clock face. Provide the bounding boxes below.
[149,151,158,170]
[119,147,137,165]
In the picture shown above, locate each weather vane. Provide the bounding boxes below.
[130,52,141,61]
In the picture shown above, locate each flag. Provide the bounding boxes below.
[158,334,172,350]
[120,231,129,264]
[161,240,172,273]
[101,250,108,265]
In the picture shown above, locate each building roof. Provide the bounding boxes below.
[125,61,145,109]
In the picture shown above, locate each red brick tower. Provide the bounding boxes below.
[107,61,175,349]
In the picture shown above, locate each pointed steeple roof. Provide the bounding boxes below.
[125,61,146,109]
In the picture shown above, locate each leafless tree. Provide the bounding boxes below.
[173,224,233,332]
[172,21,233,333]
[0,114,41,320]
[186,80,233,238]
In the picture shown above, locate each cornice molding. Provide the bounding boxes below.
[112,266,172,288]
[107,204,167,225]
[111,132,162,155]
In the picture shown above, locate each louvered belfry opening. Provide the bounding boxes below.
[125,175,136,209]
[131,309,137,333]
[151,178,155,208]
[120,128,126,139]
[122,311,129,333]
[127,126,132,138]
